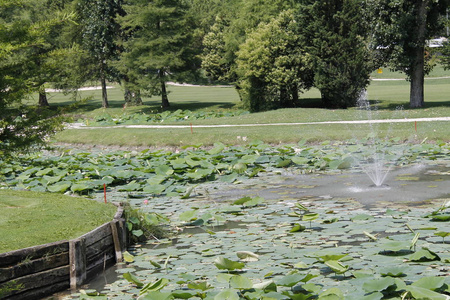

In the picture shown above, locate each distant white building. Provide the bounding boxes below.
[427,37,448,48]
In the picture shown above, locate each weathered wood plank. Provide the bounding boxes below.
[3,281,69,300]
[0,241,69,268]
[113,204,124,220]
[0,252,68,283]
[81,222,112,246]
[69,238,86,290]
[86,251,116,279]
[1,265,69,299]
[110,220,123,262]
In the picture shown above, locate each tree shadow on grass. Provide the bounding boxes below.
[368,100,450,110]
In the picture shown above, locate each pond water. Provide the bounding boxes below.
[58,162,450,299]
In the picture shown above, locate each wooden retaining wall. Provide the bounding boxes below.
[0,204,127,300]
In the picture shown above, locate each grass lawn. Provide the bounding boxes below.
[31,65,450,146]
[0,190,117,253]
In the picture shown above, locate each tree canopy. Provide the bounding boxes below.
[0,0,67,157]
[1,0,449,155]
[366,0,449,108]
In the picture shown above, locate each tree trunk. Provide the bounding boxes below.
[38,86,49,107]
[100,61,109,108]
[159,69,170,109]
[410,47,425,108]
[409,0,429,108]
[101,75,109,108]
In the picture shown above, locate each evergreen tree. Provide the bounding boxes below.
[297,0,372,108]
[117,0,198,109]
[76,0,124,108]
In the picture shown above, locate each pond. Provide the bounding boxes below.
[63,163,450,300]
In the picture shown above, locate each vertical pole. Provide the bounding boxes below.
[69,238,86,289]
[110,220,123,263]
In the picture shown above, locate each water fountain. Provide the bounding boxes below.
[353,90,402,187]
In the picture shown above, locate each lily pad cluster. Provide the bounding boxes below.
[88,109,250,126]
[68,193,449,299]
[1,141,448,197]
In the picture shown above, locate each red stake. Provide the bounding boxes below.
[104,183,107,203]
[415,121,417,132]
[190,123,193,134]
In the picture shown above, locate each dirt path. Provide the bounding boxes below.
[67,116,450,129]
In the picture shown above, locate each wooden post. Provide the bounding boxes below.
[110,220,123,263]
[69,237,86,289]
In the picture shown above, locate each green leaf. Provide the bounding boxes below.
[47,181,72,193]
[302,213,319,222]
[380,266,406,277]
[229,275,253,289]
[214,289,239,300]
[123,251,134,263]
[411,276,446,290]
[181,185,197,199]
[214,256,245,271]
[117,181,141,192]
[291,157,309,165]
[236,251,259,261]
[408,248,441,262]
[276,273,314,287]
[150,260,162,268]
[290,223,306,233]
[434,231,450,238]
[362,277,398,293]
[155,165,174,176]
[187,281,210,291]
[233,196,252,205]
[324,260,349,274]
[132,229,144,237]
[171,290,196,299]
[143,184,166,195]
[406,286,447,300]
[208,142,226,155]
[431,214,450,221]
[140,278,169,295]
[275,158,292,168]
[252,280,277,292]
[139,291,173,300]
[179,210,198,222]
[123,272,143,287]
[318,287,344,300]
[242,196,264,207]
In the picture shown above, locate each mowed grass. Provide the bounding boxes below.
[42,66,450,146]
[0,190,117,253]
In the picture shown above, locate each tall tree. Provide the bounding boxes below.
[297,0,372,109]
[236,11,314,111]
[366,0,448,108]
[117,0,198,109]
[0,0,65,157]
[76,0,124,108]
[201,0,298,85]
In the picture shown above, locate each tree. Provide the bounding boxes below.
[76,0,124,108]
[117,0,198,109]
[201,0,299,85]
[0,0,65,157]
[297,0,372,109]
[366,0,449,108]
[236,11,314,111]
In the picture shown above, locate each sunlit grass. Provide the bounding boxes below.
[0,190,117,253]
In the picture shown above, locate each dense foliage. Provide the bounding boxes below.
[0,0,68,157]
[1,0,449,155]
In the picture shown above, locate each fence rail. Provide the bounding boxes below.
[0,204,126,300]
